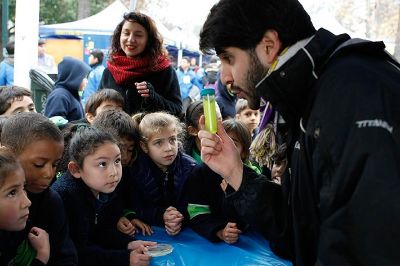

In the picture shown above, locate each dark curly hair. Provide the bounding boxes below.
[109,12,164,61]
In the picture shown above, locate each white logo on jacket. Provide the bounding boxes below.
[355,119,393,133]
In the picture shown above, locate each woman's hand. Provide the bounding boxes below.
[135,81,151,98]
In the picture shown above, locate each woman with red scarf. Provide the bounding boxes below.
[99,12,182,116]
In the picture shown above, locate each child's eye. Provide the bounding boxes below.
[98,162,107,168]
[115,158,121,165]
[7,189,17,198]
[34,163,45,168]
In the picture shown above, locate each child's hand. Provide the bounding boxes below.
[131,218,153,236]
[28,227,50,264]
[127,240,157,251]
[217,222,242,244]
[117,217,136,236]
[163,207,183,236]
[129,245,151,266]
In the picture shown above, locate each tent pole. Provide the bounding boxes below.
[129,0,137,11]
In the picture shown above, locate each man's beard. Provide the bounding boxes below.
[244,49,269,109]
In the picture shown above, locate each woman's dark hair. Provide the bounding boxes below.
[222,119,252,160]
[110,12,164,60]
[199,0,316,55]
[69,126,118,168]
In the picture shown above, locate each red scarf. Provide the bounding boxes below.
[107,53,171,85]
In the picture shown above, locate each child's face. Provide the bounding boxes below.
[95,100,123,116]
[0,168,31,231]
[271,159,287,184]
[227,131,245,161]
[73,142,122,197]
[18,139,64,194]
[236,108,260,132]
[120,137,135,167]
[141,126,178,172]
[4,96,36,116]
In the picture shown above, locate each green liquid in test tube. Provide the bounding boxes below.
[201,88,217,134]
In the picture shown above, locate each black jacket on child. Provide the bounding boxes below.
[0,224,46,266]
[28,188,78,265]
[52,172,133,266]
[124,150,196,226]
[186,164,249,242]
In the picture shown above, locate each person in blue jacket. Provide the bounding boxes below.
[81,49,106,107]
[44,56,90,122]
[0,41,15,86]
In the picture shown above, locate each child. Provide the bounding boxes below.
[186,119,262,243]
[92,109,138,167]
[51,127,155,266]
[0,147,50,265]
[235,98,261,138]
[183,100,222,164]
[93,110,153,236]
[249,123,277,176]
[123,112,196,236]
[271,143,288,185]
[0,85,36,115]
[85,88,124,124]
[1,112,78,265]
[44,56,90,122]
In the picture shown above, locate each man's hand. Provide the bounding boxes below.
[198,116,244,190]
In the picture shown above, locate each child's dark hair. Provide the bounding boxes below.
[272,143,287,163]
[57,123,89,174]
[93,109,138,142]
[0,147,22,187]
[139,112,185,145]
[93,110,139,162]
[222,119,252,160]
[1,112,63,155]
[69,126,118,168]
[85,89,124,115]
[185,100,203,128]
[0,86,32,115]
[0,115,9,142]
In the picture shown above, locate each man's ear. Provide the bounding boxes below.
[140,141,148,153]
[257,30,282,65]
[68,161,82,179]
[85,112,95,124]
[187,125,199,137]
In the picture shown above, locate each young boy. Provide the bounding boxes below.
[85,89,124,124]
[0,85,36,115]
[1,112,78,265]
[235,98,261,138]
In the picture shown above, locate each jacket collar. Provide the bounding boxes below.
[256,28,351,127]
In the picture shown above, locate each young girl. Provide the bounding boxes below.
[0,147,50,265]
[51,127,155,266]
[183,100,204,164]
[123,112,196,236]
[186,119,264,243]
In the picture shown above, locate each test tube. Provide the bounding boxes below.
[201,88,217,134]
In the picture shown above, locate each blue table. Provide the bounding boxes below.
[136,226,292,266]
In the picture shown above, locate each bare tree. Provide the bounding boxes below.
[77,0,91,20]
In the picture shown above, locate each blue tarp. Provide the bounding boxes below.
[136,226,292,266]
